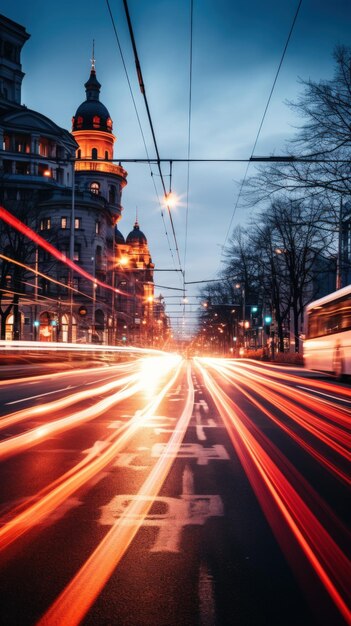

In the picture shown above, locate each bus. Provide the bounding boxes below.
[303,285,351,378]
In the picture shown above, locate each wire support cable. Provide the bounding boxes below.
[122,0,183,270]
[105,0,177,272]
[219,0,303,261]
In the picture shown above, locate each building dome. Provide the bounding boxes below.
[115,225,125,244]
[126,220,147,245]
[72,66,113,133]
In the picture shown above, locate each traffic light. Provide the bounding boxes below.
[264,315,272,335]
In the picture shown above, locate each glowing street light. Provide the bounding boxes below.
[164,192,178,208]
[118,255,129,267]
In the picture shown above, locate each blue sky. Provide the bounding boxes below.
[1,0,350,333]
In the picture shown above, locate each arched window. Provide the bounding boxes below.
[109,185,116,204]
[77,116,83,129]
[93,116,100,128]
[92,147,98,160]
[77,149,81,159]
[90,182,100,195]
[105,150,109,160]
[106,117,113,130]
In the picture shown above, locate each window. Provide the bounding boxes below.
[77,116,83,129]
[95,245,103,269]
[92,148,98,160]
[39,141,48,157]
[61,216,68,229]
[105,151,109,160]
[95,221,101,235]
[40,217,51,231]
[73,246,81,262]
[90,182,100,195]
[109,185,116,204]
[77,149,81,159]
[308,296,351,338]
[93,116,100,128]
[59,246,69,260]
[74,217,81,230]
[107,117,113,130]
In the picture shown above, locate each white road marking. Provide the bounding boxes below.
[100,490,224,553]
[113,452,148,471]
[199,562,216,626]
[5,386,73,405]
[151,443,229,465]
[84,375,117,385]
[200,399,209,413]
[83,440,108,456]
[195,406,207,441]
[297,385,351,404]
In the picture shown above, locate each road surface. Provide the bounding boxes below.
[0,356,350,625]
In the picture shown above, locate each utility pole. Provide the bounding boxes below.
[68,162,75,342]
[336,197,343,290]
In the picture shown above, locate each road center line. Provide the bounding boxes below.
[5,386,73,405]
[296,385,351,404]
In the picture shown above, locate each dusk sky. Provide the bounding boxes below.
[1,0,350,332]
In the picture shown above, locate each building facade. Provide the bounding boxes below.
[0,13,160,345]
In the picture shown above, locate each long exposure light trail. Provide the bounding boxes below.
[213,360,351,451]
[195,360,351,625]
[233,358,351,400]
[37,363,194,626]
[0,356,183,552]
[0,380,141,461]
[214,364,350,485]
[0,356,181,461]
[0,369,141,431]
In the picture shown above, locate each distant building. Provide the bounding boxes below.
[0,13,158,344]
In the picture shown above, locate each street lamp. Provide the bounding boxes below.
[68,160,76,343]
[235,282,246,349]
[91,255,97,342]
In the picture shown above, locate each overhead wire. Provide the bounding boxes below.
[182,0,194,338]
[183,0,194,277]
[219,0,303,265]
[105,0,176,271]
[122,0,183,270]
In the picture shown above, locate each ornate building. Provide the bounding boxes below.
[0,13,159,345]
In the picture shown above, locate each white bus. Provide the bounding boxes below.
[303,285,351,378]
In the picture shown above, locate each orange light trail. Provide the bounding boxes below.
[217,366,350,485]
[234,358,351,400]
[0,356,183,553]
[207,359,351,456]
[36,362,194,626]
[195,360,351,624]
[0,355,181,461]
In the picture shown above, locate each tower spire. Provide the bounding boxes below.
[91,39,96,71]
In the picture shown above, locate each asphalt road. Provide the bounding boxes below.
[0,356,349,626]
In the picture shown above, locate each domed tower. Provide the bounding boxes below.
[71,54,127,223]
[64,54,130,345]
[115,219,155,345]
[126,220,154,280]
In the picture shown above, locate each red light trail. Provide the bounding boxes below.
[196,358,351,625]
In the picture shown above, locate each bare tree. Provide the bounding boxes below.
[247,46,351,208]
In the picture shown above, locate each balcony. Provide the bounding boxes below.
[75,160,127,180]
